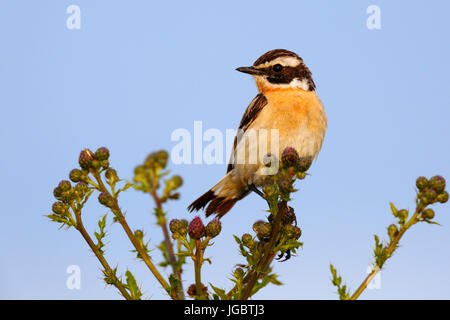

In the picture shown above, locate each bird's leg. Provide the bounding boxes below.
[248,184,265,199]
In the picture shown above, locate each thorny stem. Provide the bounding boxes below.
[240,201,286,300]
[90,170,175,299]
[149,189,184,299]
[349,203,424,300]
[72,205,132,300]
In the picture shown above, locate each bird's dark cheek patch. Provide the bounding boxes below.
[267,77,290,84]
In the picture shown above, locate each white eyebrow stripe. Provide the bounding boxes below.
[254,56,301,68]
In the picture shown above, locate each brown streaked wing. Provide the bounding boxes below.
[227,93,268,173]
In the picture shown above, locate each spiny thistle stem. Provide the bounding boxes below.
[149,189,184,299]
[72,206,132,300]
[241,201,285,300]
[349,202,424,300]
[90,170,174,298]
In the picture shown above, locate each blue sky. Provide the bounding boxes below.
[0,1,449,299]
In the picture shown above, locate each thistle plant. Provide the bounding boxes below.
[47,146,447,300]
[330,175,448,300]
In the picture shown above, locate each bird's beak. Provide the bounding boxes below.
[236,66,265,76]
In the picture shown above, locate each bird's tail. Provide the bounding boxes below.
[187,173,248,218]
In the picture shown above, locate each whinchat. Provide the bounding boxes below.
[188,49,327,217]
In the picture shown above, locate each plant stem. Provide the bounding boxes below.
[149,189,184,299]
[194,239,205,299]
[349,203,423,300]
[72,207,132,300]
[240,201,285,300]
[90,170,175,299]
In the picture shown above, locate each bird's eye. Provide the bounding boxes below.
[273,64,283,72]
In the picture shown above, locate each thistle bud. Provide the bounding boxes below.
[188,216,205,239]
[69,169,83,183]
[145,150,169,170]
[79,148,95,170]
[252,220,265,233]
[134,229,144,241]
[415,176,428,192]
[284,224,297,239]
[74,182,88,196]
[94,147,110,161]
[205,218,221,238]
[53,186,62,199]
[52,202,67,215]
[98,192,115,208]
[421,189,437,204]
[397,209,409,222]
[169,219,183,234]
[281,147,300,168]
[422,208,435,220]
[262,184,277,197]
[387,224,398,239]
[241,233,253,247]
[233,268,244,279]
[429,175,446,194]
[437,191,449,204]
[257,222,272,239]
[58,180,72,192]
[297,156,313,172]
[105,168,119,182]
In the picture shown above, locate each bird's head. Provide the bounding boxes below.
[236,49,315,93]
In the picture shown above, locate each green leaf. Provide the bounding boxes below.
[209,283,229,300]
[125,270,142,300]
[390,202,398,217]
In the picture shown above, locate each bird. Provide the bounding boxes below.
[187,49,327,218]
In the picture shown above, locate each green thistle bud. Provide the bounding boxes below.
[52,202,67,215]
[79,148,95,170]
[234,268,244,279]
[94,147,110,161]
[205,218,222,238]
[257,222,272,238]
[98,192,115,208]
[188,216,205,239]
[74,182,88,196]
[397,209,408,222]
[69,169,83,183]
[421,188,437,204]
[145,150,169,170]
[262,184,277,197]
[437,191,449,204]
[252,220,265,233]
[100,160,110,169]
[387,224,398,239]
[53,186,62,199]
[241,233,253,247]
[58,180,72,192]
[281,147,300,167]
[429,175,446,194]
[416,176,428,192]
[134,229,144,241]
[169,219,182,233]
[91,159,101,169]
[105,168,118,182]
[422,208,435,220]
[284,224,297,239]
